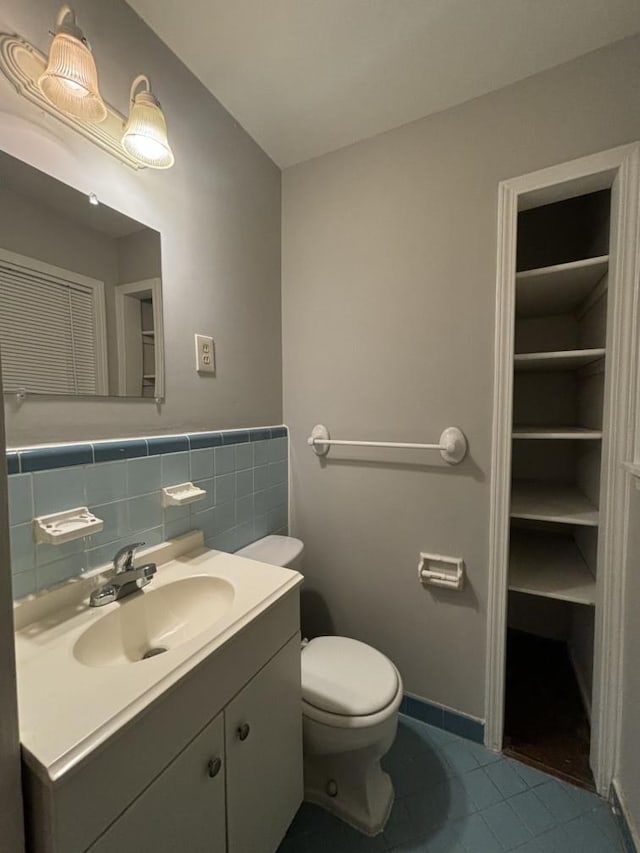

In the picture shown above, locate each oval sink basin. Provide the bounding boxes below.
[73,576,235,667]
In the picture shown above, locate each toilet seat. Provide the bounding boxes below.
[302,637,402,728]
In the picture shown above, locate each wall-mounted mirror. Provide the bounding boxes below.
[0,149,164,399]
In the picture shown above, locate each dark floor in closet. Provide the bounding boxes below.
[503,628,595,790]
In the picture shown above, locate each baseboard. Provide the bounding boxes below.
[400,693,485,745]
[612,779,639,853]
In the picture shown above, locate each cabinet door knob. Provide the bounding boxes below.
[208,757,222,778]
[237,722,250,741]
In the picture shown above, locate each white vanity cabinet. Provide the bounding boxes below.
[87,712,227,853]
[85,636,302,853]
[21,580,303,853]
[225,635,302,853]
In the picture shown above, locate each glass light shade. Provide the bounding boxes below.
[122,76,174,169]
[38,8,107,123]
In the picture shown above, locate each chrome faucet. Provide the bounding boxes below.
[89,542,157,607]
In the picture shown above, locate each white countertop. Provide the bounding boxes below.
[14,532,302,782]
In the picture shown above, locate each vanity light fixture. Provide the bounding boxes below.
[0,10,174,170]
[38,4,107,123]
[122,75,174,169]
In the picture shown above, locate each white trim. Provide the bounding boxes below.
[485,181,517,752]
[0,246,108,395]
[485,143,640,796]
[592,144,640,793]
[114,278,164,401]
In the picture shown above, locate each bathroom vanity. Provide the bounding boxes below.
[14,532,303,853]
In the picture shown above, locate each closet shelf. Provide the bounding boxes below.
[511,481,599,527]
[512,426,603,440]
[515,255,609,318]
[509,528,596,606]
[514,349,605,372]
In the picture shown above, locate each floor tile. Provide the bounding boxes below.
[419,821,467,852]
[279,717,624,853]
[535,780,585,824]
[508,758,553,789]
[535,825,576,853]
[508,789,557,835]
[278,835,310,852]
[564,782,605,815]
[484,759,529,798]
[455,813,503,852]
[513,840,544,853]
[383,799,416,848]
[586,806,627,847]
[460,767,504,810]
[468,742,503,767]
[564,814,622,853]
[392,755,451,798]
[441,740,481,775]
[390,837,445,852]
[480,801,533,849]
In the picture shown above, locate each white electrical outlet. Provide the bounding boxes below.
[195,334,215,374]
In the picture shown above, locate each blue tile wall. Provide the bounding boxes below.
[5,427,289,599]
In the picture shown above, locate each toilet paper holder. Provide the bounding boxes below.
[418,552,465,590]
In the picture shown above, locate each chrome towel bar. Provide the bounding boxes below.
[307,425,468,465]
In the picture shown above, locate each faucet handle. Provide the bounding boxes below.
[113,542,145,573]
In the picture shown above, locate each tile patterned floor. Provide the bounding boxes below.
[279,715,625,853]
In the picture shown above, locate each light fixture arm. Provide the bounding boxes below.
[130,73,150,100]
[53,5,85,43]
[129,73,162,109]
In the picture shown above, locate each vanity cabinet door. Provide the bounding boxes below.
[225,634,303,853]
[86,712,226,853]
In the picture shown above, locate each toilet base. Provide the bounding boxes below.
[303,749,395,836]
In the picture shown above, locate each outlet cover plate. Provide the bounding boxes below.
[195,334,215,374]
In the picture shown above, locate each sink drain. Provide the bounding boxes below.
[142,647,168,660]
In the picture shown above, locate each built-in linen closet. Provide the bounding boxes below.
[504,190,611,788]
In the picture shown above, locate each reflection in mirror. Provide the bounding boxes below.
[0,149,164,398]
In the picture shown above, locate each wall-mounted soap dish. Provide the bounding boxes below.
[418,552,465,590]
[161,482,207,507]
[33,507,104,545]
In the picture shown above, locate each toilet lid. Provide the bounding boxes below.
[236,535,303,567]
[301,636,399,717]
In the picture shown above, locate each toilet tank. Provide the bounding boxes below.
[236,535,305,571]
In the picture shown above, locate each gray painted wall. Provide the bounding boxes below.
[282,37,640,723]
[0,0,282,445]
[619,483,640,839]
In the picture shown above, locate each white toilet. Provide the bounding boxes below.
[236,535,403,836]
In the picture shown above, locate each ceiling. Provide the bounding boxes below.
[126,0,640,168]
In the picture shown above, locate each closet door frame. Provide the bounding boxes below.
[486,142,640,796]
